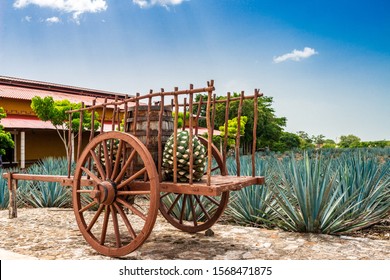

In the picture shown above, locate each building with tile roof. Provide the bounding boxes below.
[0,76,128,168]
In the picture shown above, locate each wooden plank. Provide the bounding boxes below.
[130,175,265,196]
[2,173,94,187]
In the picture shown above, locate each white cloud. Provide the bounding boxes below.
[23,15,32,22]
[273,47,318,63]
[46,16,60,23]
[133,0,187,9]
[13,0,107,22]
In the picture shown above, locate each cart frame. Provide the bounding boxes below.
[3,80,265,257]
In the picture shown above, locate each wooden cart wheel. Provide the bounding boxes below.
[72,131,159,257]
[159,136,229,233]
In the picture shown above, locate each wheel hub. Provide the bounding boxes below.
[90,180,117,205]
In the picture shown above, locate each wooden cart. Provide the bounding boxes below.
[3,80,265,257]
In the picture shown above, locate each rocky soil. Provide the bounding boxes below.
[0,208,389,260]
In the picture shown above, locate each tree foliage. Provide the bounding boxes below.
[0,107,15,156]
[193,92,287,153]
[338,134,361,148]
[31,96,100,158]
[219,116,248,148]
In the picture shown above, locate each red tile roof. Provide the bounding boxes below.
[0,84,112,105]
[0,75,132,106]
[1,115,56,130]
[0,76,127,99]
[1,115,120,132]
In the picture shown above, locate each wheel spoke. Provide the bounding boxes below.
[204,165,220,175]
[111,140,124,181]
[89,150,106,179]
[160,192,171,199]
[114,202,137,239]
[114,149,137,184]
[86,204,105,232]
[117,167,147,190]
[167,194,182,215]
[116,197,147,221]
[188,195,198,226]
[194,195,211,221]
[100,205,110,245]
[78,200,97,213]
[110,205,122,248]
[81,167,103,185]
[204,195,220,206]
[179,195,188,224]
[102,141,112,179]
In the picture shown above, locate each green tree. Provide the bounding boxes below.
[338,134,361,148]
[0,107,15,157]
[203,93,286,153]
[219,116,248,148]
[322,139,336,149]
[31,96,100,159]
[172,111,190,128]
[297,131,315,149]
[273,131,301,152]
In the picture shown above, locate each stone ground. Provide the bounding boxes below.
[0,208,389,260]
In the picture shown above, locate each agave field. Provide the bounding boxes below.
[0,157,74,209]
[227,148,390,235]
[1,148,389,236]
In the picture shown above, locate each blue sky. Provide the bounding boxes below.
[1,0,389,141]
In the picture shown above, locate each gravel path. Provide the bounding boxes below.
[1,208,389,260]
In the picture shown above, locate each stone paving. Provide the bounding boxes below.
[0,208,389,260]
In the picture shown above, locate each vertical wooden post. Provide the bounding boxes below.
[100,98,107,134]
[124,95,129,133]
[158,90,165,182]
[67,112,73,178]
[8,174,17,219]
[252,89,259,177]
[133,93,140,135]
[77,102,84,161]
[146,92,152,149]
[223,92,230,164]
[112,96,119,132]
[188,85,194,184]
[211,94,216,137]
[206,80,214,186]
[145,93,152,181]
[173,87,179,184]
[20,131,25,169]
[236,91,244,177]
[195,95,203,136]
[182,98,187,131]
[89,100,96,141]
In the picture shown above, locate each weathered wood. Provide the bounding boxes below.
[188,86,194,184]
[223,92,230,164]
[7,174,17,219]
[194,95,203,136]
[158,91,164,182]
[235,91,244,177]
[252,89,259,177]
[206,80,214,186]
[67,112,73,178]
[133,175,265,196]
[173,88,179,183]
[76,102,84,161]
[182,97,187,132]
